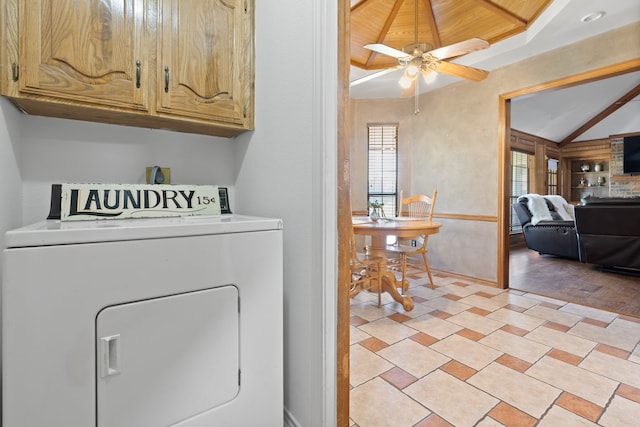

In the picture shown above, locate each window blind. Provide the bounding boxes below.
[368,124,398,216]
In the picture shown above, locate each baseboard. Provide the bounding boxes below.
[431,267,500,288]
[284,407,302,427]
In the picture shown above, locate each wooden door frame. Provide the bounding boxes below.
[497,58,640,286]
[337,0,351,425]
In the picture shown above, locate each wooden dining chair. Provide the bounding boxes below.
[386,189,438,291]
[349,217,384,307]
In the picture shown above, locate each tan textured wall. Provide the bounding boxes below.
[350,23,640,283]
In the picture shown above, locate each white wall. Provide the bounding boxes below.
[0,99,23,277]
[235,2,337,425]
[0,0,336,425]
[17,117,238,224]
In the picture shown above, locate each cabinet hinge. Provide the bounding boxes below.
[11,62,19,81]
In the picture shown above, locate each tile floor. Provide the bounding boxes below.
[349,266,640,427]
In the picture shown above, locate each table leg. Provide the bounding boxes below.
[369,235,414,311]
[380,271,414,311]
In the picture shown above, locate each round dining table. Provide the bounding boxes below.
[352,216,442,311]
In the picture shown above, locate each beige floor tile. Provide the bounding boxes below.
[437,284,481,298]
[383,299,434,318]
[486,308,547,331]
[488,292,542,309]
[560,303,619,323]
[631,342,640,364]
[469,362,561,418]
[536,405,599,427]
[570,317,640,352]
[465,284,505,296]
[479,329,550,363]
[350,302,396,322]
[404,285,446,300]
[598,395,640,427]
[525,356,618,406]
[523,305,583,327]
[430,334,502,370]
[447,310,505,335]
[358,317,419,345]
[457,294,506,312]
[350,377,431,427]
[525,325,597,357]
[579,350,640,389]
[421,296,471,315]
[350,325,372,345]
[404,313,464,340]
[350,344,394,387]
[521,293,569,306]
[404,370,499,426]
[476,417,506,426]
[377,339,450,378]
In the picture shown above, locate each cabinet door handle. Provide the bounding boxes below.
[11,62,19,81]
[164,66,169,93]
[135,60,141,88]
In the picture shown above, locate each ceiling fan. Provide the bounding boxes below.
[363,0,490,97]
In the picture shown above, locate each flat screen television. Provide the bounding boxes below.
[623,135,640,175]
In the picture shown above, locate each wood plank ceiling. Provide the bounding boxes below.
[351,0,553,71]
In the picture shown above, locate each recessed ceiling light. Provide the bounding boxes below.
[581,11,605,23]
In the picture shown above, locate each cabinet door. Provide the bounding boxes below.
[19,0,149,110]
[158,0,253,127]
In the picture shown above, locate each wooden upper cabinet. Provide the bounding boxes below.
[20,0,149,110]
[158,0,252,126]
[1,0,255,137]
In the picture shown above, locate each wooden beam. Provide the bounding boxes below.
[502,58,640,100]
[422,0,441,47]
[473,0,527,27]
[559,83,640,147]
[365,0,404,68]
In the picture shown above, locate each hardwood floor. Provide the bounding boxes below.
[509,244,640,317]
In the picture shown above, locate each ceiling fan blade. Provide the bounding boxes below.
[427,38,489,60]
[364,43,410,59]
[435,61,489,81]
[350,68,399,87]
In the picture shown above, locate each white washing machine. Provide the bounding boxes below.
[2,214,283,426]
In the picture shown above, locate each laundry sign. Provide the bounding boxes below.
[60,183,221,221]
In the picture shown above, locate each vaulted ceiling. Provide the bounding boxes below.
[351,0,552,71]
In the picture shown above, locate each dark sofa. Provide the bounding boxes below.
[512,196,579,259]
[574,196,640,271]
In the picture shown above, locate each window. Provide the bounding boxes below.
[547,158,559,195]
[510,150,532,233]
[368,124,398,217]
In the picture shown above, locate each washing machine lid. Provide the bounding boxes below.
[5,214,283,248]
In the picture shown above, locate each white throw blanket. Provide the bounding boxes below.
[520,194,552,225]
[517,194,573,225]
[545,195,574,220]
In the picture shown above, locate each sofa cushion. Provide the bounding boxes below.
[581,195,640,206]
